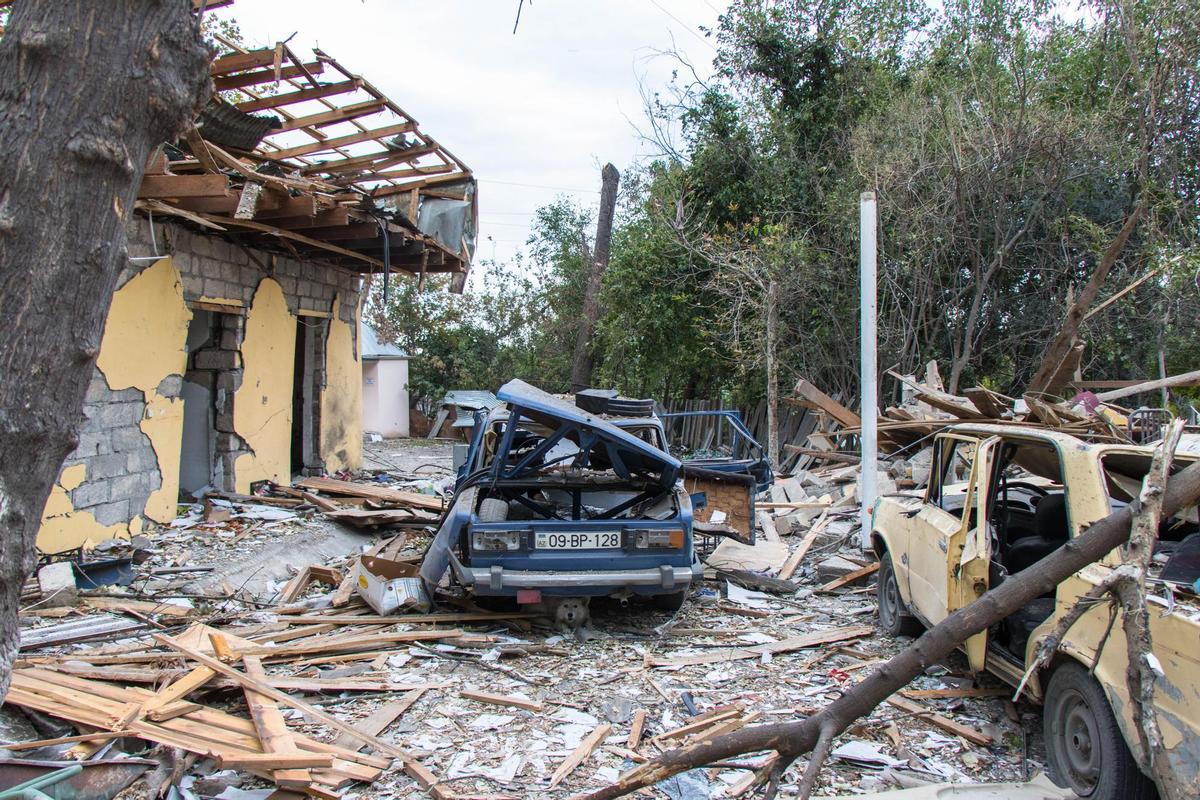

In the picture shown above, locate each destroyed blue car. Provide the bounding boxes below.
[419,380,701,610]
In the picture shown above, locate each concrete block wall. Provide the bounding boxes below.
[123,217,361,326]
[53,216,364,537]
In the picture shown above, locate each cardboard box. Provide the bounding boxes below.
[356,555,430,614]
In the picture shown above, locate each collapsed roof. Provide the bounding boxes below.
[130,7,476,289]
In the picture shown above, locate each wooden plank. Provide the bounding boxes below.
[2,730,134,751]
[155,635,412,759]
[211,48,278,75]
[792,379,860,428]
[548,723,610,789]
[333,688,426,750]
[142,666,216,721]
[7,668,387,775]
[218,753,333,769]
[296,477,445,512]
[777,519,825,582]
[886,695,993,746]
[235,80,363,113]
[654,710,739,743]
[627,709,646,749]
[816,562,880,593]
[139,174,230,199]
[273,611,532,626]
[274,99,387,133]
[82,597,194,618]
[269,122,416,159]
[300,491,340,512]
[269,208,352,230]
[242,655,312,789]
[251,195,321,220]
[902,687,1009,700]
[647,625,874,668]
[460,689,543,712]
[189,213,385,271]
[213,61,326,92]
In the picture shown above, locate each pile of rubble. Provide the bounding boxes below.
[4,438,1068,799]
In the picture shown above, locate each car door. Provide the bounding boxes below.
[903,433,997,672]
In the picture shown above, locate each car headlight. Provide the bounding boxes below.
[472,530,522,551]
[632,529,685,548]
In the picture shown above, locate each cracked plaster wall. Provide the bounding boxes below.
[37,218,364,553]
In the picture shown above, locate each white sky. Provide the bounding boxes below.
[212,0,733,281]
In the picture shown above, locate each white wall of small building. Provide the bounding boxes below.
[362,358,410,438]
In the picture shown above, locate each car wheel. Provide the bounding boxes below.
[1043,661,1156,800]
[653,590,687,612]
[877,551,923,637]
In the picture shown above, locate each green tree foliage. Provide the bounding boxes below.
[370,0,1199,417]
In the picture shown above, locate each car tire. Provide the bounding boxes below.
[653,590,688,612]
[877,551,923,637]
[1043,661,1157,800]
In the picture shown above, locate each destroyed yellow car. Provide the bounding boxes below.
[870,424,1200,800]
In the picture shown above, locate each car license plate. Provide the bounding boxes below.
[535,531,621,549]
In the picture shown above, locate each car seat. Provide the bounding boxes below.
[1005,493,1069,574]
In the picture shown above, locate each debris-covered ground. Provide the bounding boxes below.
[8,433,1064,800]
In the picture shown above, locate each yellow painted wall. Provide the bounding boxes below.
[320,294,363,473]
[38,257,190,552]
[233,278,296,493]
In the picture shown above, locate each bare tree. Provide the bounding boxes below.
[667,199,807,467]
[0,0,211,693]
[571,163,620,392]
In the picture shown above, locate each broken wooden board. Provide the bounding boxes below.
[549,723,611,789]
[297,477,445,513]
[323,508,435,528]
[792,379,861,428]
[333,688,427,751]
[816,562,880,593]
[704,511,789,573]
[647,625,874,668]
[886,694,993,746]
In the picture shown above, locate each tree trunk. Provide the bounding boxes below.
[570,163,619,392]
[0,0,211,694]
[1027,203,1143,396]
[765,278,780,468]
[582,457,1200,800]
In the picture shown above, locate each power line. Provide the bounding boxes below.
[479,178,600,193]
[647,0,716,51]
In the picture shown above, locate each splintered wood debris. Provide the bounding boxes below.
[6,437,1044,798]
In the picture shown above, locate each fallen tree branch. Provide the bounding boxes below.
[581,456,1200,800]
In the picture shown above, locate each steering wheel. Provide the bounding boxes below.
[1004,481,1050,498]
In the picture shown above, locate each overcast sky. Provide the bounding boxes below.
[213,0,732,280]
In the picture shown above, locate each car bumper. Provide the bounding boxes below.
[450,553,701,593]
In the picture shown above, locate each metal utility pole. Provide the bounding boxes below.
[860,192,878,549]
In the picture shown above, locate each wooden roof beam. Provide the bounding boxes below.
[370,171,474,197]
[211,48,278,76]
[213,61,326,92]
[267,122,416,160]
[138,174,231,199]
[234,80,363,113]
[273,99,387,133]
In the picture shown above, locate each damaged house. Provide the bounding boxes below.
[37,41,475,554]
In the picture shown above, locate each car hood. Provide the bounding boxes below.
[497,379,680,487]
